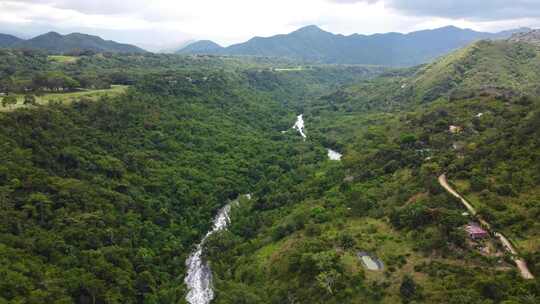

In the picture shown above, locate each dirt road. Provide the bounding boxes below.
[438,174,534,280]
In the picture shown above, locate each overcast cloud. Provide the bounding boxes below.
[1,0,539,51]
[330,0,540,20]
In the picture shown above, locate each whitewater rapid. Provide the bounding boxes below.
[185,195,250,304]
[292,114,307,140]
[291,114,343,161]
[327,149,342,161]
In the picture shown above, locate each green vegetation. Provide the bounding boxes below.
[48,55,79,64]
[1,38,540,304]
[0,85,128,112]
[0,51,384,302]
[0,48,384,96]
[204,40,540,303]
[0,70,323,303]
[4,31,145,54]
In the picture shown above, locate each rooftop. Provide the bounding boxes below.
[466,223,487,235]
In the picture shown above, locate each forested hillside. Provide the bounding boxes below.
[0,32,145,54]
[0,71,304,303]
[0,49,384,95]
[179,25,528,66]
[0,51,384,303]
[203,39,540,303]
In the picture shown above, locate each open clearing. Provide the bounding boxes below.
[0,85,128,112]
[48,55,79,63]
[273,67,306,72]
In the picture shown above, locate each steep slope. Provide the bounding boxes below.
[316,38,540,113]
[12,32,146,54]
[179,25,530,66]
[411,39,540,102]
[225,25,340,62]
[0,33,22,48]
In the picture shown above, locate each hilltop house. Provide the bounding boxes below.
[466,223,488,240]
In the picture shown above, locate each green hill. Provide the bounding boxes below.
[7,32,146,54]
[316,39,540,113]
[0,33,22,48]
[177,40,224,54]
[411,40,540,102]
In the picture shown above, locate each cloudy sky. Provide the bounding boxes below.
[1,0,539,51]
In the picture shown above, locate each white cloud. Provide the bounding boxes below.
[327,0,540,20]
[1,0,539,50]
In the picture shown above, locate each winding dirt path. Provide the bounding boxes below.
[438,174,534,280]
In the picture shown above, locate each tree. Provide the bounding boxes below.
[23,94,37,106]
[0,76,13,93]
[33,72,80,91]
[27,193,53,226]
[1,95,17,108]
[399,133,417,148]
[400,275,420,303]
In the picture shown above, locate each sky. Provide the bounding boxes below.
[1,0,539,51]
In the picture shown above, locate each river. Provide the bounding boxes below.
[327,149,342,161]
[186,114,344,303]
[292,114,342,161]
[292,114,307,140]
[185,195,250,304]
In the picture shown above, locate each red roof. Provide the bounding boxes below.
[466,223,487,235]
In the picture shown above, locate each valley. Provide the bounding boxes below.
[0,27,540,304]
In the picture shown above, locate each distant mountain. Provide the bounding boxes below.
[179,25,531,66]
[508,29,540,45]
[153,40,197,53]
[1,31,146,54]
[177,40,224,54]
[0,33,23,48]
[495,27,533,38]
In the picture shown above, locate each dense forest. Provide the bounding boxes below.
[0,51,383,303]
[1,38,540,304]
[0,70,311,303]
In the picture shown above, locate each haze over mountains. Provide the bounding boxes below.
[0,25,532,65]
[178,25,531,66]
[0,32,146,54]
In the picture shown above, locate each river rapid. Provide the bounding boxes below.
[185,114,343,303]
[292,114,307,140]
[293,114,343,161]
[185,195,250,304]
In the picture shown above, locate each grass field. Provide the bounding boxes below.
[48,55,79,63]
[0,85,128,112]
[273,67,306,72]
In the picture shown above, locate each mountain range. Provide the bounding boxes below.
[0,32,146,54]
[0,33,23,47]
[178,25,531,66]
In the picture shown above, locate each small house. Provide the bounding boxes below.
[466,223,488,240]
